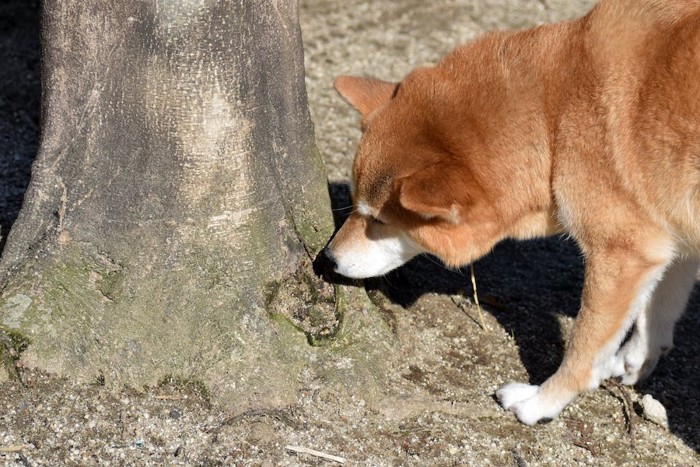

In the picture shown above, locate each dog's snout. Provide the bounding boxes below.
[323,248,338,272]
[313,247,339,279]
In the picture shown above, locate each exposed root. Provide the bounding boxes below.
[602,380,637,444]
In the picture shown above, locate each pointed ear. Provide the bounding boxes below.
[334,76,398,117]
[397,166,466,223]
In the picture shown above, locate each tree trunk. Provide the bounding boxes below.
[0,0,393,408]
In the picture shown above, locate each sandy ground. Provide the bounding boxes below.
[1,0,700,465]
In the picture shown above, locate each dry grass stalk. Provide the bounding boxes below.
[0,445,31,452]
[470,264,489,332]
[285,445,346,464]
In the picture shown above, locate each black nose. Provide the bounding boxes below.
[314,249,357,285]
[313,248,337,277]
[324,249,338,271]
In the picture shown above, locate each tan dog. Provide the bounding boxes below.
[324,0,700,425]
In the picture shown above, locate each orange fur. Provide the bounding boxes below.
[326,0,700,423]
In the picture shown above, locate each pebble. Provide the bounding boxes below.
[640,394,668,430]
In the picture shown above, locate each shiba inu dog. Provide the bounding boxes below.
[324,0,700,425]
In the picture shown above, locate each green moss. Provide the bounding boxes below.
[306,284,346,347]
[93,370,106,387]
[268,312,307,335]
[96,269,125,301]
[0,325,30,381]
[158,374,212,403]
[302,272,320,303]
[263,280,281,309]
[284,143,335,257]
[0,227,393,409]
[0,326,30,354]
[264,258,344,347]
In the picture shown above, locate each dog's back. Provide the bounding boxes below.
[548,0,700,253]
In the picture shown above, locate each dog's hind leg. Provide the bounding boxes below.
[610,256,699,385]
[498,240,674,425]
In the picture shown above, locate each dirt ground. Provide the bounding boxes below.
[1,0,699,465]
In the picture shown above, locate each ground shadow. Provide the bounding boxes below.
[326,181,699,452]
[636,286,700,451]
[326,181,581,382]
[0,0,40,254]
[376,229,584,384]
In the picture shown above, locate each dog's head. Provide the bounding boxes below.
[325,68,507,279]
[325,61,555,279]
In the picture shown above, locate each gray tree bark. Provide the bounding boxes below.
[0,0,393,407]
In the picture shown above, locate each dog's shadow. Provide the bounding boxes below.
[325,182,582,383]
[325,181,699,453]
[636,299,700,450]
[375,223,584,386]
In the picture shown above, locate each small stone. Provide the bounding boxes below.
[640,394,668,430]
[169,408,182,420]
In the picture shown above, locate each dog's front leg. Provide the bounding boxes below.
[497,246,672,425]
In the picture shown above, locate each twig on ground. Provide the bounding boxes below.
[564,418,600,457]
[0,445,31,452]
[285,445,346,464]
[154,394,184,400]
[119,409,127,442]
[451,295,479,329]
[602,380,637,442]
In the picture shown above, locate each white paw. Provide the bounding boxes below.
[598,353,626,382]
[497,382,569,425]
[621,352,661,386]
[614,338,668,385]
[497,383,539,409]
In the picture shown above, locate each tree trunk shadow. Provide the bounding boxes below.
[0,0,40,254]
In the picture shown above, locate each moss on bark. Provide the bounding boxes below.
[0,325,30,382]
[0,0,397,409]
[0,240,397,408]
